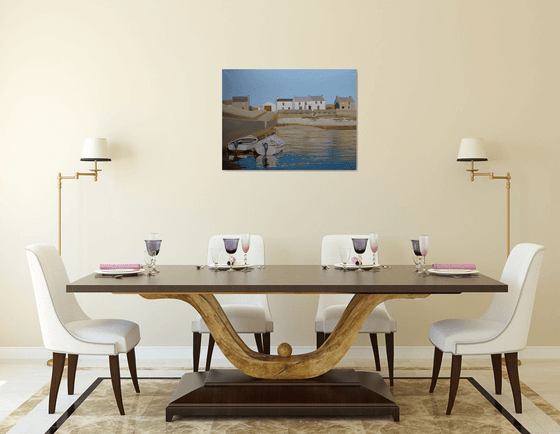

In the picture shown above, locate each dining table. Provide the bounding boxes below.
[67,265,507,422]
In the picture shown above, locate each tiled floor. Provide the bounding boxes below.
[0,357,559,433]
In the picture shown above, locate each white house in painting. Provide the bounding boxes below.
[276,98,293,110]
[293,96,311,110]
[258,102,276,111]
[308,95,326,110]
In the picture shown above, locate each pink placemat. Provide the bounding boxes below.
[432,264,476,270]
[100,264,142,270]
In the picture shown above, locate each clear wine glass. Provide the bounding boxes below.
[339,247,350,272]
[240,233,251,272]
[419,235,429,276]
[411,240,422,274]
[144,238,162,276]
[351,238,368,272]
[211,247,221,272]
[369,233,379,270]
[223,238,239,272]
[143,251,154,275]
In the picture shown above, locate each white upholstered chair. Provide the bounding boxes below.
[26,243,141,415]
[191,234,273,371]
[316,235,397,385]
[429,243,545,415]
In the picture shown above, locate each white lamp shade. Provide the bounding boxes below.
[80,138,111,161]
[457,138,487,162]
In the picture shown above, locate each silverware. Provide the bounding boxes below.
[258,265,266,269]
[322,265,329,270]
[195,265,205,270]
[95,274,123,279]
[381,265,391,269]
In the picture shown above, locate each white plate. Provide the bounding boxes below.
[94,269,142,275]
[334,263,381,270]
[209,264,255,270]
[428,269,479,275]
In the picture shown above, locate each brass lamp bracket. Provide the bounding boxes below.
[57,160,102,254]
[466,160,511,255]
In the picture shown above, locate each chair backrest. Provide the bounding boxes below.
[318,235,376,311]
[480,243,545,350]
[206,235,268,308]
[25,243,89,349]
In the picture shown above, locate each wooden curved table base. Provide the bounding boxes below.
[141,292,429,379]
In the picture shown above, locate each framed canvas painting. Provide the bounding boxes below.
[222,69,357,170]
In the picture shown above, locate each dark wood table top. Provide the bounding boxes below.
[67,265,507,294]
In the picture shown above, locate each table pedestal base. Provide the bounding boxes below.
[166,369,399,422]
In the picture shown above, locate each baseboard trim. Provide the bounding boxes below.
[1,346,558,360]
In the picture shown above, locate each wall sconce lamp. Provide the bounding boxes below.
[457,138,511,255]
[57,138,111,255]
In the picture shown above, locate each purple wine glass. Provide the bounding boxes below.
[411,240,421,274]
[351,238,368,272]
[145,239,162,275]
[223,238,240,272]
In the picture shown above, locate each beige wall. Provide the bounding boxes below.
[1,0,558,350]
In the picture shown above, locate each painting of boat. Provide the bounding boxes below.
[227,135,258,152]
[253,134,284,156]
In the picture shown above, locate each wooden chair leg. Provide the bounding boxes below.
[505,352,522,413]
[109,355,125,415]
[369,333,381,371]
[491,353,502,394]
[385,332,395,386]
[193,332,201,372]
[316,332,325,349]
[446,354,462,415]
[429,347,443,393]
[67,354,78,395]
[205,334,215,371]
[263,332,271,355]
[254,333,264,353]
[126,348,140,393]
[49,352,66,414]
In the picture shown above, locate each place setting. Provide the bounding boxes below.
[93,232,162,278]
[332,233,389,271]
[204,234,256,272]
[411,235,479,278]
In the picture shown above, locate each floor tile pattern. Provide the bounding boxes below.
[50,377,523,434]
[1,359,559,433]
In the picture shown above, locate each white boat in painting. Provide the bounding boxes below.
[253,134,285,156]
[227,135,258,152]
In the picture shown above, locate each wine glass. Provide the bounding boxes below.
[369,233,379,270]
[223,238,239,272]
[351,238,368,272]
[240,233,251,272]
[339,247,350,271]
[143,251,154,275]
[144,238,162,276]
[211,247,221,272]
[419,235,429,276]
[411,240,422,274]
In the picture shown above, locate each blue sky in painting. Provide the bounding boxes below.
[222,69,357,108]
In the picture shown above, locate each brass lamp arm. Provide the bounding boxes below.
[57,160,102,254]
[465,160,511,255]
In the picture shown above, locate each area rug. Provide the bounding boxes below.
[44,376,530,434]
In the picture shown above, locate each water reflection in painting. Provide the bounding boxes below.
[225,121,356,170]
